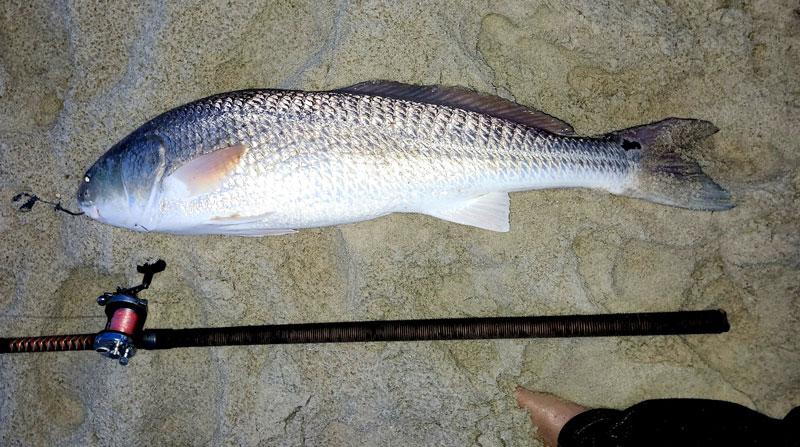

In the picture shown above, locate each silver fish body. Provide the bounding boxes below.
[77,82,731,235]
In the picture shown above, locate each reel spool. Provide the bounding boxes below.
[94,293,147,365]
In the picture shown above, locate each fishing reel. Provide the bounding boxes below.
[93,260,165,365]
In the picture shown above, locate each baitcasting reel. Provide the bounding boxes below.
[93,260,164,365]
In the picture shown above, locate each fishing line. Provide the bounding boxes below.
[12,192,84,216]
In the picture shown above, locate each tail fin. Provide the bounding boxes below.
[609,118,733,211]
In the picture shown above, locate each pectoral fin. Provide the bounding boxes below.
[164,144,248,197]
[424,192,510,232]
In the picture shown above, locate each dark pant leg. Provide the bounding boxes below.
[557,399,799,447]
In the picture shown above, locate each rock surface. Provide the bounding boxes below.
[1,1,798,445]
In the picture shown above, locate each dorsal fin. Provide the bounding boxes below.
[334,81,575,136]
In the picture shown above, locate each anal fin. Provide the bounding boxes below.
[424,192,510,232]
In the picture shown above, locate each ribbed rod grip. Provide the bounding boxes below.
[143,310,729,350]
[0,334,96,353]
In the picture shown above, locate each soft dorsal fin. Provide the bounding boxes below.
[164,144,247,197]
[334,81,576,136]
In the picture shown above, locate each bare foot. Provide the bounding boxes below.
[516,388,588,447]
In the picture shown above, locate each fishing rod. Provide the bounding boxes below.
[0,261,730,365]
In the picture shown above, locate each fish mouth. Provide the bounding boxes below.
[82,204,100,220]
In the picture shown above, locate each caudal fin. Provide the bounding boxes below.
[609,118,733,211]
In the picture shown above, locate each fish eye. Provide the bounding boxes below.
[84,175,91,183]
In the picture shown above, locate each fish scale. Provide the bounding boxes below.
[77,81,731,235]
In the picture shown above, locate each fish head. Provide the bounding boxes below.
[77,133,168,231]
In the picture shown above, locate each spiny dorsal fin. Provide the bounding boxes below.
[334,81,575,136]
